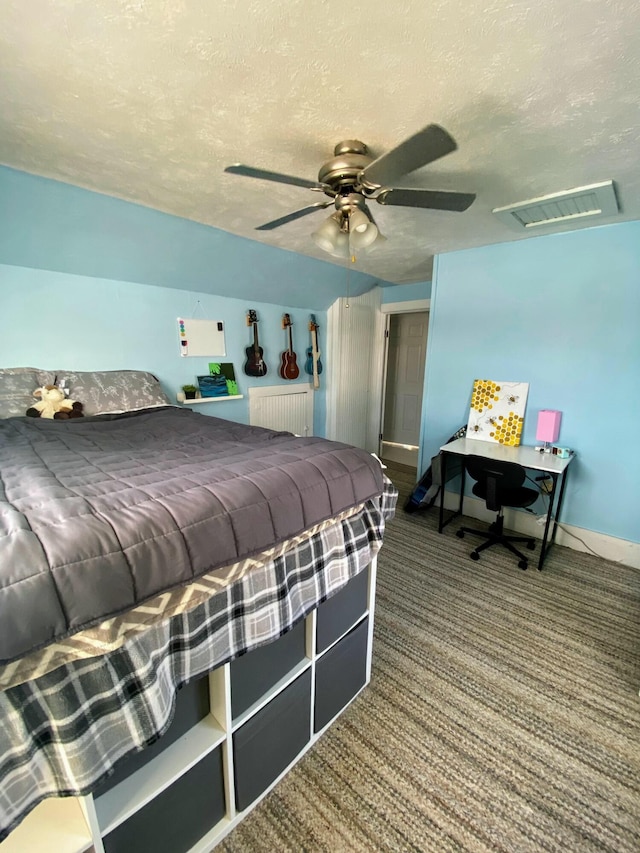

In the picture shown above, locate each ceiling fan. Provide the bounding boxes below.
[225,124,476,256]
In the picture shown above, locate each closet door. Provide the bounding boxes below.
[325,288,384,452]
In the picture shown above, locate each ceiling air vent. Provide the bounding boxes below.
[492,181,618,230]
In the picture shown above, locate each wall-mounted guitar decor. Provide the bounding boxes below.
[305,314,323,390]
[279,314,300,380]
[244,309,268,377]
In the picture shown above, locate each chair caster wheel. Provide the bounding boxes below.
[470,551,480,561]
[456,530,464,539]
[518,560,528,570]
[526,541,535,550]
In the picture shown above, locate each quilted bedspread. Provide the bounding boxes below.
[0,407,384,664]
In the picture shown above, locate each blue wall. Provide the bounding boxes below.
[381,281,431,302]
[4,163,638,544]
[421,221,640,543]
[0,165,380,438]
[0,166,381,310]
[0,265,328,434]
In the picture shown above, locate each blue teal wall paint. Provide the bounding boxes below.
[420,221,640,543]
[0,166,384,310]
[5,162,638,542]
[0,264,327,434]
[381,281,431,302]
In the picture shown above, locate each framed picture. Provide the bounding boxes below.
[466,379,529,446]
[197,363,239,398]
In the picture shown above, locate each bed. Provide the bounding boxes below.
[0,367,397,850]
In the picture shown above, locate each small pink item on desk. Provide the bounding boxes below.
[536,410,562,444]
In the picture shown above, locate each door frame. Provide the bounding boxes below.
[376,298,430,463]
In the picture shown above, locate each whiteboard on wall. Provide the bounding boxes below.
[177,318,226,357]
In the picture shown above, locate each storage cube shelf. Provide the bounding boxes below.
[0,799,94,853]
[232,657,310,730]
[96,676,213,798]
[316,566,369,653]
[1,563,376,853]
[233,670,312,812]
[94,716,226,836]
[315,619,369,733]
[230,619,307,720]
[102,749,226,853]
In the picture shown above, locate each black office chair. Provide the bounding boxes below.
[455,455,539,570]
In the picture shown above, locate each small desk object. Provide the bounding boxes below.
[438,438,575,570]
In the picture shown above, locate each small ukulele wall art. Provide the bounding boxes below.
[305,314,323,390]
[279,314,300,380]
[243,309,268,377]
[466,379,529,446]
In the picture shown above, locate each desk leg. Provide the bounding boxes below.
[438,453,465,533]
[537,469,568,570]
[438,453,446,533]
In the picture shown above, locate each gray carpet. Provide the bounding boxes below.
[220,463,640,852]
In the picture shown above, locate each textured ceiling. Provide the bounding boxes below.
[1,0,639,284]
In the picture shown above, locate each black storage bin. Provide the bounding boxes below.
[102,746,225,853]
[230,619,306,718]
[314,618,368,733]
[97,674,211,795]
[316,568,369,653]
[233,669,311,811]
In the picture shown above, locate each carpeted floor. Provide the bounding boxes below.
[219,463,640,852]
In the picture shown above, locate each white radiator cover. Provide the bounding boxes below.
[248,384,314,436]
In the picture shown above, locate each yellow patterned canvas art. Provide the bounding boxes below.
[467,380,529,446]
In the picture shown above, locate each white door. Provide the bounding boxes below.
[381,311,428,468]
[325,288,385,451]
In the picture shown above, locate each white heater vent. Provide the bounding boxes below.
[248,384,314,436]
[493,181,618,229]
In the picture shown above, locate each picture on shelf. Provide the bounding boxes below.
[198,363,239,398]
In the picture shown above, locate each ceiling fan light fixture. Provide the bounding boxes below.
[227,123,472,268]
[349,210,379,250]
[327,230,350,258]
[311,213,343,253]
[349,207,371,233]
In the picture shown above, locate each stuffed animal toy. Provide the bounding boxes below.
[26,385,84,419]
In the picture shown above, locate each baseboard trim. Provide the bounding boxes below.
[441,490,640,570]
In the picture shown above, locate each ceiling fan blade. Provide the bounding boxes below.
[255,202,333,231]
[376,187,476,212]
[362,124,458,187]
[225,164,326,191]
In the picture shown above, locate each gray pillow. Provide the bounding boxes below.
[55,370,172,415]
[0,367,55,418]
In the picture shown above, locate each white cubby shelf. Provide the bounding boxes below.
[0,562,377,853]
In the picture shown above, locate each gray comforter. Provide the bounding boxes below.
[0,407,384,664]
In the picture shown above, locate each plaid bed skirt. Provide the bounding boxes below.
[0,480,397,842]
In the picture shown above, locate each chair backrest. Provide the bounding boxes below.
[465,455,527,511]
